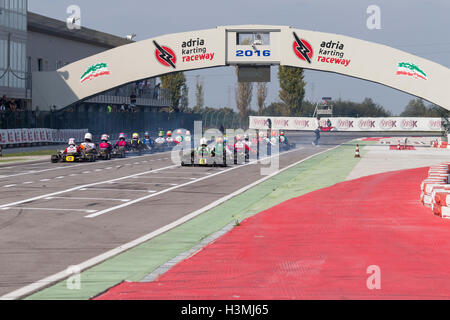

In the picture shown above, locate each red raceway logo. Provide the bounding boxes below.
[428,119,443,130]
[337,119,354,130]
[400,119,418,129]
[358,119,376,129]
[153,40,177,68]
[294,119,310,128]
[292,32,313,64]
[379,119,397,129]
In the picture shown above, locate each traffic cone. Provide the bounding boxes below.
[354,144,360,158]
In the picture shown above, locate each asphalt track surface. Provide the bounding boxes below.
[0,131,439,297]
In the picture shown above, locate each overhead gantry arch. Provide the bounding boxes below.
[32,25,450,111]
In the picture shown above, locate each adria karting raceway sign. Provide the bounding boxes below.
[249,116,444,132]
[33,25,450,112]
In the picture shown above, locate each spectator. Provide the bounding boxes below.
[120,103,125,112]
[107,105,112,113]
[154,83,160,99]
[130,91,137,108]
[9,99,17,112]
[0,95,7,111]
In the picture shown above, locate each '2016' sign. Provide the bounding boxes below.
[236,50,271,57]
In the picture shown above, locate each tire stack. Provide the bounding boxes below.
[420,163,450,218]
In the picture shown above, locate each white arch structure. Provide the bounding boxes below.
[32,25,450,111]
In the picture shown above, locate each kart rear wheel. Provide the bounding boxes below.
[51,155,59,163]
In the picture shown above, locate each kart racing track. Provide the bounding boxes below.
[0,132,429,299]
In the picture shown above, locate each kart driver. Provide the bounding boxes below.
[114,132,129,149]
[64,138,80,154]
[130,133,143,150]
[154,131,166,145]
[80,133,96,152]
[142,132,152,150]
[99,134,112,152]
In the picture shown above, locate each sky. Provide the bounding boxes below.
[29,0,450,115]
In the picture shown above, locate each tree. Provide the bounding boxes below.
[400,98,427,117]
[278,66,306,116]
[256,82,268,116]
[194,76,204,113]
[160,72,186,113]
[179,83,189,112]
[235,66,253,121]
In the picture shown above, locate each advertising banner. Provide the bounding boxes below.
[0,128,89,144]
[249,116,444,132]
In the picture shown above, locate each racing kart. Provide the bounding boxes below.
[181,145,227,167]
[111,145,126,158]
[51,149,97,163]
[233,141,251,164]
[98,147,112,160]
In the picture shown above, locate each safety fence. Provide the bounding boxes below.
[0,128,88,145]
[0,111,202,136]
[249,116,445,132]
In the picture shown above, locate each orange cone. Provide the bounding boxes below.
[355,144,360,158]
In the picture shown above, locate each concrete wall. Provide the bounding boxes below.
[27,31,110,73]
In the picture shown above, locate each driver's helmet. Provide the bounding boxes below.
[223,136,228,143]
[166,131,172,137]
[101,134,108,142]
[235,134,242,141]
[271,130,278,137]
[175,135,183,143]
[176,129,183,135]
[158,130,164,137]
[84,132,93,142]
[243,134,249,140]
[132,133,139,139]
[119,132,125,140]
[216,137,224,144]
[259,131,265,138]
[200,137,207,146]
[68,138,76,146]
[186,130,191,136]
[280,131,285,136]
[144,131,149,138]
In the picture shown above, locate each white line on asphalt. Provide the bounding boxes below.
[0,151,173,179]
[1,207,97,213]
[4,184,16,188]
[131,176,198,180]
[69,174,78,177]
[80,188,157,193]
[107,181,179,186]
[55,176,65,179]
[84,148,302,219]
[0,164,178,210]
[45,197,130,202]
[40,179,51,182]
[82,171,91,174]
[22,182,33,184]
[0,145,342,300]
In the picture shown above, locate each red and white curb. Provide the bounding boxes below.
[420,162,450,218]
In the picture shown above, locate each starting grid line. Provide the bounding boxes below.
[0,148,302,218]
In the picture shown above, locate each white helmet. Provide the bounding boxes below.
[200,137,207,145]
[186,130,191,136]
[68,138,76,145]
[84,133,93,141]
[101,134,108,141]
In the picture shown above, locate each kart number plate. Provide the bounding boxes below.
[200,158,207,165]
[66,156,74,162]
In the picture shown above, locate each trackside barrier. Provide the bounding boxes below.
[0,128,88,146]
[249,116,444,132]
[420,162,450,218]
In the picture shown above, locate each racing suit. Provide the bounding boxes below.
[142,137,152,150]
[99,141,112,151]
[64,145,80,154]
[130,138,143,150]
[114,139,129,150]
[80,142,96,152]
